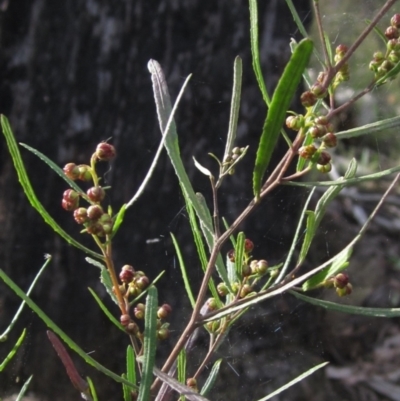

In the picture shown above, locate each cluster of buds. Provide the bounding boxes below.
[219,238,277,300]
[119,265,171,340]
[119,265,150,298]
[61,142,116,237]
[222,146,247,175]
[369,14,400,81]
[287,113,337,173]
[332,44,350,89]
[324,272,353,297]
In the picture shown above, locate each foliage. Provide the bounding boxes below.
[2,1,400,400]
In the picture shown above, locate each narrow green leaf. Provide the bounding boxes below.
[253,39,313,198]
[336,115,400,140]
[0,329,26,372]
[297,211,316,266]
[1,115,102,261]
[147,60,213,237]
[285,0,311,43]
[126,345,136,385]
[112,204,127,238]
[297,160,357,266]
[255,362,328,401]
[20,143,85,195]
[88,287,124,331]
[324,32,333,65]
[0,269,136,389]
[138,286,158,401]
[222,56,243,171]
[123,345,136,401]
[171,233,196,307]
[290,290,400,317]
[249,0,270,105]
[148,60,229,295]
[200,359,222,396]
[234,232,245,280]
[286,163,400,188]
[178,349,187,401]
[15,375,33,401]
[87,377,99,401]
[1,256,50,341]
[276,188,316,283]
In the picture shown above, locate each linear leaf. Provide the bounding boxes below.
[0,329,26,372]
[15,375,33,401]
[249,0,270,105]
[138,286,158,401]
[276,188,315,283]
[1,256,50,341]
[200,359,222,396]
[297,211,316,266]
[253,39,313,198]
[1,115,102,260]
[286,163,400,187]
[20,143,85,195]
[0,269,136,389]
[297,159,357,266]
[290,290,400,317]
[222,56,243,170]
[178,349,187,401]
[87,377,99,401]
[336,115,400,139]
[256,362,328,401]
[123,345,136,401]
[47,331,91,397]
[87,287,124,331]
[112,204,127,238]
[171,233,196,307]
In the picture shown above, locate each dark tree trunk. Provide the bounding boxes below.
[0,1,311,400]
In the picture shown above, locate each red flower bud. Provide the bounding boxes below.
[73,207,88,224]
[95,142,116,161]
[298,144,317,159]
[120,314,131,326]
[317,151,331,166]
[63,163,80,180]
[244,238,254,253]
[157,304,172,319]
[61,198,79,211]
[86,221,105,236]
[87,186,105,203]
[300,91,317,107]
[87,205,103,220]
[385,26,399,40]
[120,265,135,283]
[322,132,337,148]
[391,14,400,28]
